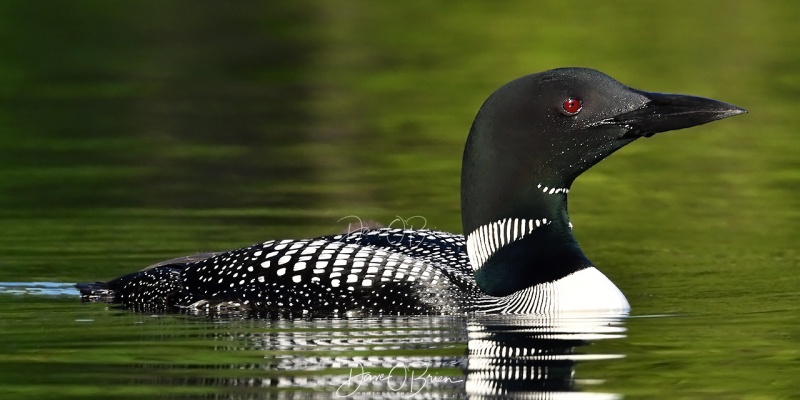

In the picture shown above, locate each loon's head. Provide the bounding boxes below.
[461,68,745,299]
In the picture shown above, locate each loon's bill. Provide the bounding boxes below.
[77,68,745,317]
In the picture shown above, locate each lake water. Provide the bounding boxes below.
[1,1,798,398]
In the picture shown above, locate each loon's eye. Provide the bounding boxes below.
[561,98,582,116]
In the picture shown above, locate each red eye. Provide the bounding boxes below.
[561,98,582,116]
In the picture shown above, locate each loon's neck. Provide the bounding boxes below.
[462,175,590,296]
[460,103,592,296]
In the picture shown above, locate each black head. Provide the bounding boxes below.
[462,67,746,235]
[461,67,745,296]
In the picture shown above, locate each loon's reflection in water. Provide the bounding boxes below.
[0,283,628,398]
[119,311,626,399]
[465,313,626,399]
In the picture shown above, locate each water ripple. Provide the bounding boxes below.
[0,281,80,296]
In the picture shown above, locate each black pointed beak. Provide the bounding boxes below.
[609,91,747,138]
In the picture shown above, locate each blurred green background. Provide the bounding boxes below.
[0,0,798,309]
[1,1,797,304]
[0,1,799,398]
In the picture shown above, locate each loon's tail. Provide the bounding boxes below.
[76,267,185,308]
[76,252,220,306]
[76,282,116,303]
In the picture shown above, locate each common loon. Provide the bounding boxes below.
[78,68,745,316]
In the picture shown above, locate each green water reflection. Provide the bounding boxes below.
[0,1,798,398]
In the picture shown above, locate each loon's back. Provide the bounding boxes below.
[80,228,484,316]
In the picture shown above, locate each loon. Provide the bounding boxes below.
[78,68,745,316]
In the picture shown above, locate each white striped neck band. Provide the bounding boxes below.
[465,217,551,272]
[536,183,569,195]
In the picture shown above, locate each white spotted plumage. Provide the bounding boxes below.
[170,228,479,315]
[100,224,629,316]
